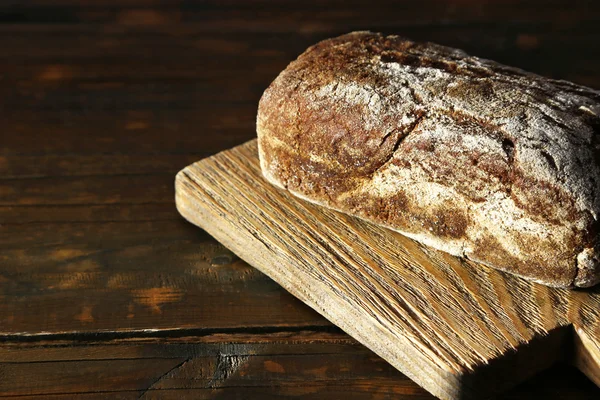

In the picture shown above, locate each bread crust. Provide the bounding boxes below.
[257,31,600,288]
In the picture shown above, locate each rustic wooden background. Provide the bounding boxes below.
[1,1,600,398]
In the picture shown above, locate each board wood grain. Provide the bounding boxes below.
[175,140,600,400]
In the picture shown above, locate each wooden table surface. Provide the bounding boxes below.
[2,1,600,398]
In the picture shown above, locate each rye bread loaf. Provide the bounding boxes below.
[256,31,600,288]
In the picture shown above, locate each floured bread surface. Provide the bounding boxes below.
[256,31,600,288]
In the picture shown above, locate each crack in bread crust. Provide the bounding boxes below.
[257,31,600,288]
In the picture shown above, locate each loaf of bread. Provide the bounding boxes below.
[256,31,600,288]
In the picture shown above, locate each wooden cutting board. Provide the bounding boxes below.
[175,139,600,400]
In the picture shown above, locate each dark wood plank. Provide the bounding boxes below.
[0,358,186,397]
[0,220,198,248]
[2,0,600,29]
[0,331,358,360]
[1,154,203,179]
[0,393,138,399]
[0,334,425,398]
[0,236,333,334]
[0,204,179,224]
[0,107,257,156]
[0,175,174,206]
[0,336,596,399]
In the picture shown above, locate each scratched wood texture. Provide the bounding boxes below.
[176,140,600,399]
[2,0,600,398]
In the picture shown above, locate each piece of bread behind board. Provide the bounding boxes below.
[257,31,600,288]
